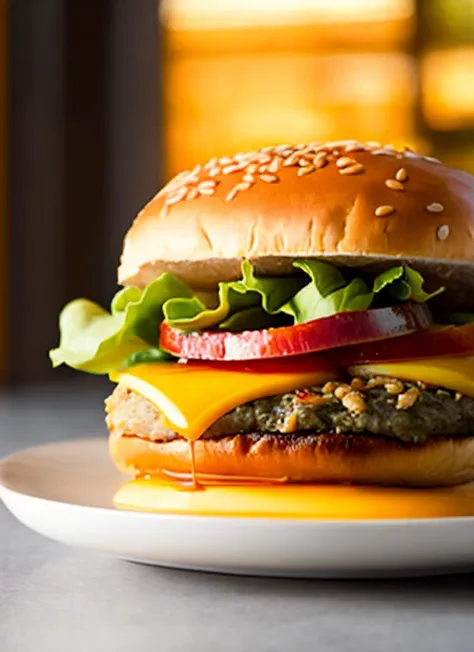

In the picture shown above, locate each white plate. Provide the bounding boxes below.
[1,438,474,578]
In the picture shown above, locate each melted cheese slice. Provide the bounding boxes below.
[111,359,336,441]
[114,479,474,519]
[350,356,474,397]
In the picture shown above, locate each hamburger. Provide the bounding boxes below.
[50,139,474,500]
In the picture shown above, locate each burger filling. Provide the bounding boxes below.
[106,377,474,446]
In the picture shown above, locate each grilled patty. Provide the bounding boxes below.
[105,378,474,445]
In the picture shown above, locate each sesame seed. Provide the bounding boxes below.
[375,205,395,217]
[336,156,356,168]
[204,157,218,169]
[234,181,252,191]
[242,173,255,183]
[395,168,408,182]
[260,173,279,183]
[164,189,187,205]
[425,156,442,164]
[344,143,365,152]
[219,156,233,165]
[222,163,243,175]
[257,154,272,164]
[339,163,364,175]
[268,156,283,173]
[297,165,315,176]
[225,187,239,202]
[258,165,268,174]
[198,186,215,196]
[274,144,291,153]
[186,187,199,201]
[312,157,327,170]
[298,158,312,167]
[208,166,221,177]
[246,163,258,174]
[198,179,217,189]
[385,179,405,191]
[283,153,301,167]
[366,141,381,148]
[371,148,397,156]
[261,145,274,154]
[437,224,450,240]
[426,202,444,213]
[404,150,423,159]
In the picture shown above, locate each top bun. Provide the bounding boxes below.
[118,140,474,298]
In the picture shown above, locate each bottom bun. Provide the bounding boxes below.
[109,431,474,487]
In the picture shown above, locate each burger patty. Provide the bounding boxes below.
[105,377,474,445]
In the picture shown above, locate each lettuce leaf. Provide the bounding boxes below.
[163,260,304,331]
[280,260,372,323]
[279,261,442,324]
[120,347,175,369]
[49,273,193,373]
[50,258,442,374]
[373,265,444,303]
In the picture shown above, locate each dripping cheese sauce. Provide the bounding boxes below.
[112,359,474,520]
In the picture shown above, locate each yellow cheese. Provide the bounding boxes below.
[350,356,474,397]
[114,478,474,520]
[111,358,336,441]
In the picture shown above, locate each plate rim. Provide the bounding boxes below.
[2,438,474,527]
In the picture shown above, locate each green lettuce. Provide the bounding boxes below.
[279,261,442,324]
[49,273,193,373]
[50,259,442,374]
[163,260,304,331]
[281,261,373,323]
[376,265,444,303]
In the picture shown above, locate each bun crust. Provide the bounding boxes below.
[109,431,474,488]
[118,141,474,291]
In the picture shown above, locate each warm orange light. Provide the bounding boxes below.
[165,52,416,175]
[422,48,474,129]
[161,0,414,30]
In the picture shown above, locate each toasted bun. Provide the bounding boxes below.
[118,140,474,301]
[109,431,474,488]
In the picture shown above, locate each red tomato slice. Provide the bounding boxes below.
[160,303,432,361]
[329,322,474,366]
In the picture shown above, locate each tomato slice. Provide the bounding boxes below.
[160,303,432,361]
[329,322,474,366]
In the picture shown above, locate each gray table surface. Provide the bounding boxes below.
[1,382,474,652]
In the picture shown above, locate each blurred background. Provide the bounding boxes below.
[1,0,474,384]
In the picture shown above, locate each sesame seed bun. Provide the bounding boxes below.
[118,140,474,305]
[109,431,474,488]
